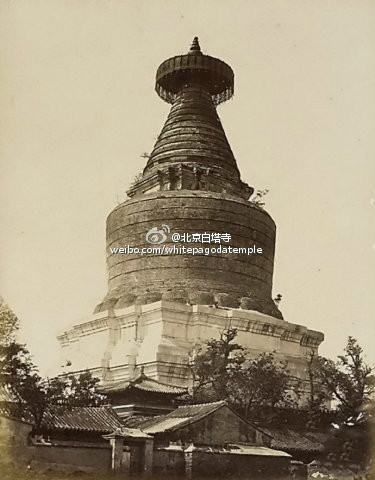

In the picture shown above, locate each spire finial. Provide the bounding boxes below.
[189,36,201,53]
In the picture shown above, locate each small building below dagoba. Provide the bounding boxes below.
[58,38,324,396]
[98,367,187,417]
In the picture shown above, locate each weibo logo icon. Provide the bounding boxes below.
[145,225,170,244]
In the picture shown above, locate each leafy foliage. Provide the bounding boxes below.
[0,341,106,433]
[308,337,374,424]
[232,353,298,419]
[251,189,269,208]
[0,297,19,346]
[191,329,244,401]
[191,331,374,468]
[65,370,106,407]
[190,328,298,421]
[305,350,332,428]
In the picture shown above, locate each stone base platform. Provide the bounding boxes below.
[57,301,324,390]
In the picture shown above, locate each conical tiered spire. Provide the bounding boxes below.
[144,84,239,177]
[127,38,253,200]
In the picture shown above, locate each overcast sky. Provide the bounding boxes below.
[0,0,374,376]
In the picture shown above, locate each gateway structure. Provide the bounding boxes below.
[58,38,323,396]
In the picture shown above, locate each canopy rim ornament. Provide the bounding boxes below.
[155,37,234,106]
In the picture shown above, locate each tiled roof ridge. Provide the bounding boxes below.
[180,400,227,408]
[42,404,123,433]
[51,404,113,411]
[135,385,186,394]
[261,427,327,453]
[99,371,188,395]
[134,375,186,388]
[126,401,272,438]
[165,401,273,439]
[139,400,229,434]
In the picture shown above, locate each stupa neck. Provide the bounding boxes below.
[146,83,237,174]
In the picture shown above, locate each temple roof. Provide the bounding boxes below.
[122,402,328,454]
[129,400,268,436]
[42,406,123,434]
[261,427,328,453]
[98,370,188,396]
[121,400,227,432]
[139,401,228,433]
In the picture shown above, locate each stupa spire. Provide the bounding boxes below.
[127,38,253,200]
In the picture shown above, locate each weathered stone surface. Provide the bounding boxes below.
[98,190,281,318]
[96,298,117,313]
[58,301,324,394]
[214,293,240,309]
[135,292,163,305]
[115,293,137,309]
[240,295,283,320]
[240,296,257,310]
[187,291,214,305]
[162,289,189,304]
